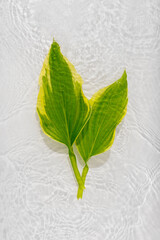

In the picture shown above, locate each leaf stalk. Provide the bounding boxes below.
[77,164,89,199]
[69,147,85,192]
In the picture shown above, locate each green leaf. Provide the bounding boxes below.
[76,70,128,163]
[37,40,91,147]
[37,40,91,190]
[76,70,128,198]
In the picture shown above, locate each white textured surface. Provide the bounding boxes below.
[0,0,160,239]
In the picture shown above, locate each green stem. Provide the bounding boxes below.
[77,164,89,199]
[69,147,84,191]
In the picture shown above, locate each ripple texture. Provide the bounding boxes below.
[0,0,160,239]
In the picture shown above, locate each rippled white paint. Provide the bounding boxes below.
[0,0,160,239]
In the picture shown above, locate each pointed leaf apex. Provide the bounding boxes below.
[122,69,127,79]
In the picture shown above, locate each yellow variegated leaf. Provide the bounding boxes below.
[37,40,91,192]
[76,70,128,162]
[76,70,128,198]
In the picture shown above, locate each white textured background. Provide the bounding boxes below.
[0,0,160,239]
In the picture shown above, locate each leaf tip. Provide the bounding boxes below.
[50,39,60,54]
[118,69,128,87]
[122,69,127,79]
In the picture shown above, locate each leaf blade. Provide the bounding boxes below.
[76,70,128,162]
[37,40,91,148]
